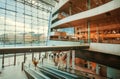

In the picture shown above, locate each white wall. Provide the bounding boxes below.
[90,43,120,56]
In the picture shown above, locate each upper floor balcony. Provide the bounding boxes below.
[52,0,112,24]
[0,44,120,79]
[51,0,120,28]
[49,0,120,44]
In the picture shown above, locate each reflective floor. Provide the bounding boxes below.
[0,56,110,79]
[0,65,27,79]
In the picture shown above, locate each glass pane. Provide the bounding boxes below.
[0,2,5,8]
[4,56,14,66]
[0,0,50,47]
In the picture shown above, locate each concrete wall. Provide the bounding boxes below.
[90,43,120,56]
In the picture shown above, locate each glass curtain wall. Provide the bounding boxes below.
[0,0,51,47]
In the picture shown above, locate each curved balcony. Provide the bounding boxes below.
[52,0,112,18]
[52,0,69,15]
[51,0,120,29]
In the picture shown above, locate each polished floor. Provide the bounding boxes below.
[0,65,27,79]
[0,57,107,79]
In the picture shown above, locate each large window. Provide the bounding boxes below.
[0,0,52,47]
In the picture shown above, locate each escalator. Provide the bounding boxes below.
[24,65,87,79]
[37,66,65,79]
[24,68,50,79]
[37,65,79,79]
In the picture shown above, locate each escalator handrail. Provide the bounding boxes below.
[38,66,66,79]
[30,68,50,79]
[44,66,78,78]
[37,67,64,79]
[24,68,38,79]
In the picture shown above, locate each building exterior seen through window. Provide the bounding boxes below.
[0,0,52,47]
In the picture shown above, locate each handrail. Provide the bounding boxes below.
[30,68,50,79]
[24,68,39,79]
[0,45,89,54]
[37,66,64,79]
[24,64,50,79]
[44,66,78,78]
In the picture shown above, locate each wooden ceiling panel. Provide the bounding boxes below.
[59,0,111,15]
[53,0,119,33]
[54,8,120,33]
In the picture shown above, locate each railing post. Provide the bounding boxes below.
[14,53,16,66]
[71,50,75,73]
[2,52,4,68]
[24,53,26,63]
[39,52,41,60]
[21,62,24,71]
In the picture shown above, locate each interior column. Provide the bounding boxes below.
[87,0,91,44]
[67,51,70,71]
[71,50,75,73]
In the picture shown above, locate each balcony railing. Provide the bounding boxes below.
[0,44,119,79]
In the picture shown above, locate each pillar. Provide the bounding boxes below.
[69,2,72,16]
[67,51,70,71]
[71,50,75,73]
[96,25,99,43]
[87,21,90,44]
[87,0,91,44]
[87,0,91,9]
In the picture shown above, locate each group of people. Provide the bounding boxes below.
[49,52,67,69]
